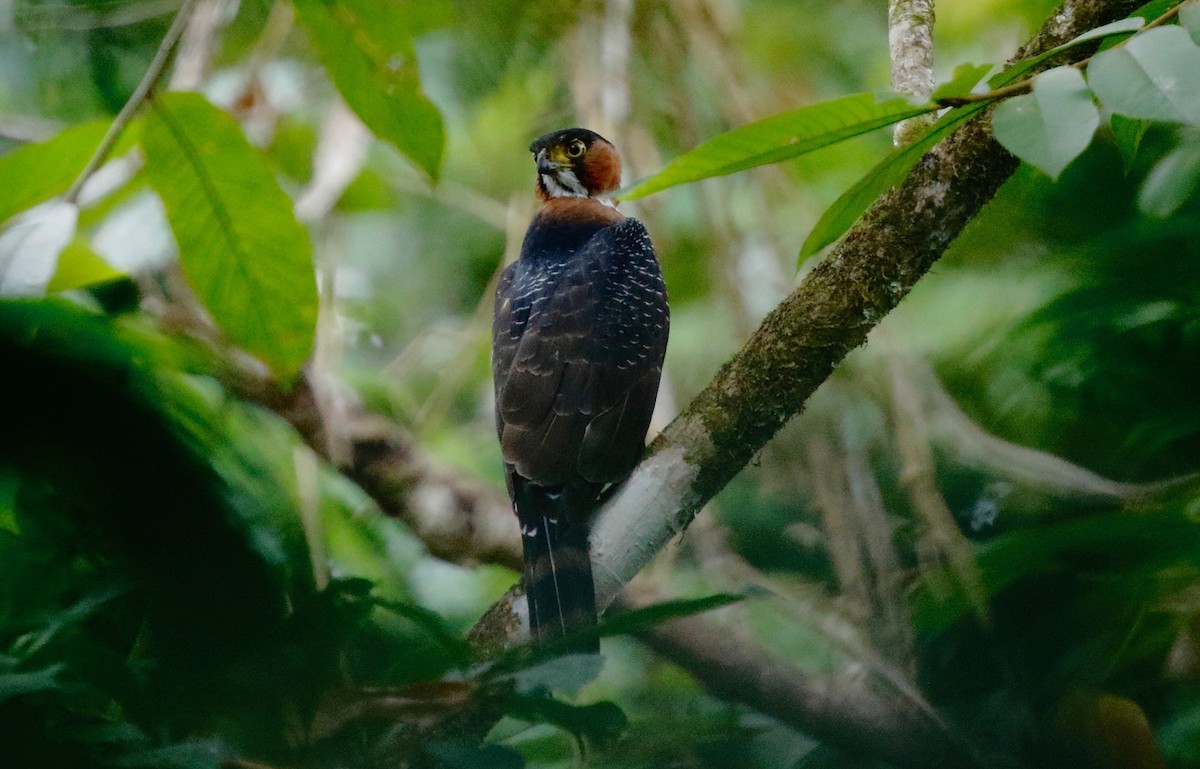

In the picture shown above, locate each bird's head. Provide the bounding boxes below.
[529,128,621,202]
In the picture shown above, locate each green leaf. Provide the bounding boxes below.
[990,17,1146,88]
[1109,114,1149,172]
[373,595,472,663]
[502,693,627,744]
[142,92,317,380]
[425,740,523,769]
[1137,135,1200,217]
[1127,0,1189,29]
[1183,0,1200,45]
[992,67,1099,180]
[1087,26,1200,126]
[0,662,65,705]
[509,652,605,695]
[596,592,746,637]
[619,93,935,201]
[931,62,994,101]
[47,238,124,293]
[0,121,107,227]
[799,102,988,259]
[113,742,222,769]
[293,0,444,180]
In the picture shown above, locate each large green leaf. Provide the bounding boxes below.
[992,67,1099,180]
[1087,25,1200,125]
[798,102,989,259]
[142,92,317,380]
[293,0,444,180]
[0,121,108,226]
[619,93,934,201]
[1183,0,1200,45]
[1137,134,1200,217]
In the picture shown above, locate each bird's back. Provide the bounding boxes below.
[493,128,668,649]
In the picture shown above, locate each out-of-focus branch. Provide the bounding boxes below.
[889,0,937,144]
[883,340,991,624]
[905,354,1194,506]
[169,0,227,91]
[633,600,976,769]
[240,372,522,571]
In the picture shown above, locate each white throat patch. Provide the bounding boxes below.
[542,169,588,198]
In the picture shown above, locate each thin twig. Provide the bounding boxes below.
[63,0,197,205]
[937,77,1034,108]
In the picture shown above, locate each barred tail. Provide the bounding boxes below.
[518,487,598,652]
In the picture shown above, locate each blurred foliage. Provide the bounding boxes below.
[1,0,1200,768]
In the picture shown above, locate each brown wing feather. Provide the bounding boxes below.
[493,217,668,489]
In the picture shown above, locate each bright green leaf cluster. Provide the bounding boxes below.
[993,18,1200,196]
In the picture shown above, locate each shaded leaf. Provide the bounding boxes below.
[597,592,746,637]
[0,662,65,705]
[293,0,444,180]
[1183,0,1200,45]
[799,102,988,259]
[0,120,106,226]
[1126,0,1184,27]
[426,740,523,769]
[620,93,934,201]
[114,741,223,769]
[508,652,604,695]
[914,500,1200,635]
[1137,135,1200,217]
[0,200,78,297]
[1109,114,1149,172]
[1087,26,1200,125]
[373,595,472,663]
[931,62,993,101]
[142,92,317,380]
[503,693,627,744]
[992,67,1099,180]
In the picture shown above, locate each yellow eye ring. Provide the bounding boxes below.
[567,139,586,158]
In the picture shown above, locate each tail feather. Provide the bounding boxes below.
[517,486,598,652]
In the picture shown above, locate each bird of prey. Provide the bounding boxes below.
[492,128,669,649]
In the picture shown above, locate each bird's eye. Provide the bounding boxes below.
[567,139,586,158]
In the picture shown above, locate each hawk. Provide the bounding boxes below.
[492,128,669,649]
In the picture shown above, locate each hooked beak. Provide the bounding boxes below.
[535,149,560,176]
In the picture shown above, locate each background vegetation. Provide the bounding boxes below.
[1,0,1199,767]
